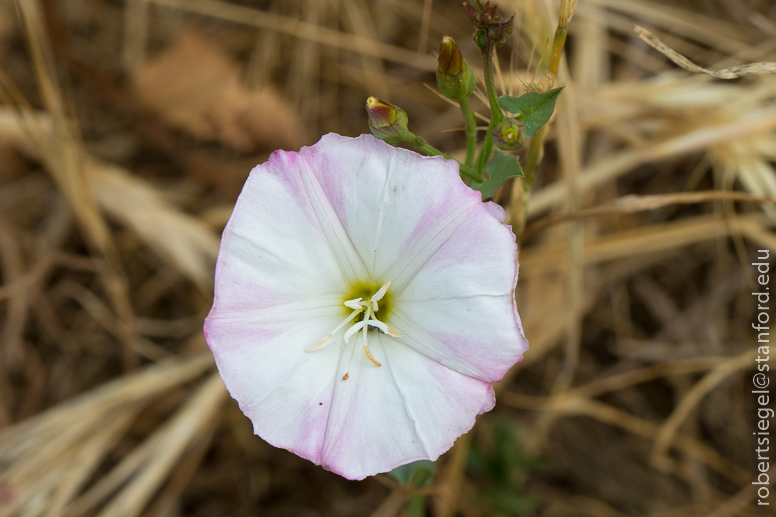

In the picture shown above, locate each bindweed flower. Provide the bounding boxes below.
[204,134,528,480]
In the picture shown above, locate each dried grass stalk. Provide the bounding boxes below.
[0,110,219,288]
[0,353,213,517]
[636,26,776,79]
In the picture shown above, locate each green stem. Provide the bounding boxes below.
[408,495,425,517]
[459,95,477,169]
[407,134,482,182]
[515,0,574,243]
[475,40,503,177]
[522,26,567,186]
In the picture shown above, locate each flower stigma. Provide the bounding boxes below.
[306,281,402,367]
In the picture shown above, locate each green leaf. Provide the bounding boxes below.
[497,87,564,138]
[471,150,523,199]
[388,460,436,488]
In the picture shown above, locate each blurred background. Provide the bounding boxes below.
[0,0,774,515]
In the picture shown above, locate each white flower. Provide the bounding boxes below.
[204,134,528,480]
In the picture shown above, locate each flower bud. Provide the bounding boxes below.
[365,97,410,145]
[492,118,525,150]
[488,17,514,47]
[436,37,476,100]
[464,1,514,48]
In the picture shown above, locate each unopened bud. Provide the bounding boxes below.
[488,17,514,47]
[366,97,410,144]
[464,1,514,48]
[436,36,476,100]
[492,118,525,150]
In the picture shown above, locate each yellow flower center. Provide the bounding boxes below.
[307,281,401,367]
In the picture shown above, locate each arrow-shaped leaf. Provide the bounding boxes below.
[471,150,523,199]
[498,87,564,138]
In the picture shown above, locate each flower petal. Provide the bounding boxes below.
[212,148,365,315]
[300,134,483,285]
[390,199,527,382]
[205,301,345,464]
[321,334,494,480]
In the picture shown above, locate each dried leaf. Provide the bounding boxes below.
[132,30,308,152]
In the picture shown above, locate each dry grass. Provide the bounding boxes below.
[0,0,773,515]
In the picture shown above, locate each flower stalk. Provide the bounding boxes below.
[475,38,504,177]
[436,36,478,168]
[460,96,478,168]
[463,0,512,177]
[366,97,482,182]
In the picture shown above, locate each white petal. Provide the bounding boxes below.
[205,302,345,464]
[212,149,363,316]
[301,134,483,284]
[390,201,527,382]
[321,335,493,480]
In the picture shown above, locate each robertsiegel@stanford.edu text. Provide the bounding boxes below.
[753,250,772,506]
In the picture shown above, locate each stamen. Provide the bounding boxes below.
[385,324,402,337]
[343,321,367,343]
[331,308,364,335]
[307,334,332,352]
[363,345,382,367]
[308,280,399,366]
[365,319,389,334]
[307,307,363,352]
[371,281,391,303]
[344,298,364,310]
[362,317,382,367]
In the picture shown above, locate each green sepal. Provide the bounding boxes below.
[497,87,564,139]
[437,61,477,101]
[388,460,436,488]
[470,150,523,199]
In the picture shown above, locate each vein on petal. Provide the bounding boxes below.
[387,202,478,295]
[207,295,346,320]
[380,337,432,459]
[368,151,396,273]
[394,293,513,303]
[386,310,498,383]
[297,159,370,283]
[321,338,361,466]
